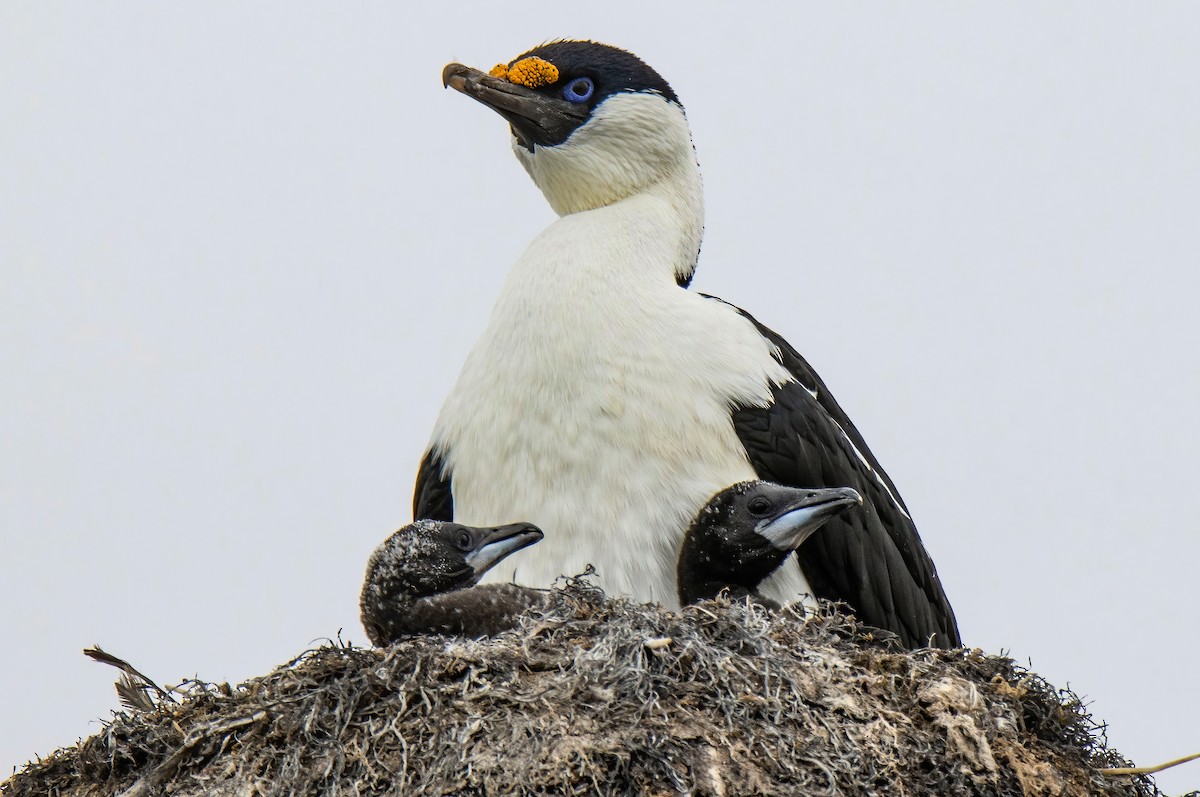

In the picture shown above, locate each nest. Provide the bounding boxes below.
[2,582,1166,796]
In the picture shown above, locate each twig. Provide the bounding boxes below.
[84,645,177,709]
[1100,750,1200,776]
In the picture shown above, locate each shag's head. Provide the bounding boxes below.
[360,519,543,646]
[443,40,696,216]
[678,481,863,606]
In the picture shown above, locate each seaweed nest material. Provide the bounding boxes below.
[2,582,1166,796]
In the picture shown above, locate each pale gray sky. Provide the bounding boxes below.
[3,3,1198,793]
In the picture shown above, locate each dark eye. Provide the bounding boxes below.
[747,496,772,516]
[456,531,473,551]
[562,77,594,103]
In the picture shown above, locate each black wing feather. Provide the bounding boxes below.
[414,447,454,522]
[714,297,961,648]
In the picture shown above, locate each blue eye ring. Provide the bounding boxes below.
[562,76,595,104]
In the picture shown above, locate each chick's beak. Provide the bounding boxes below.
[463,522,544,577]
[758,487,863,551]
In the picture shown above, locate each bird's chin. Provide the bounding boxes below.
[508,125,533,152]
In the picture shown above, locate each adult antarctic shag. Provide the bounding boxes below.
[417,40,961,648]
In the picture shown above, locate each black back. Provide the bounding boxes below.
[719,298,961,648]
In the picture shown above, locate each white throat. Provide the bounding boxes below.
[513,92,704,285]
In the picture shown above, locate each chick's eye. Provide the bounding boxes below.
[747,496,772,515]
[456,531,473,551]
[562,76,594,103]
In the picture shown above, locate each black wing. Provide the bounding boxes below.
[712,297,961,648]
[413,447,454,522]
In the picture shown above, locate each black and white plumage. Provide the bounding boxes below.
[359,519,547,644]
[677,481,862,608]
[419,40,961,649]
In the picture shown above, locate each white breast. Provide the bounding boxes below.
[430,191,811,609]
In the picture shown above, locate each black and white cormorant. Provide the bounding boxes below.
[677,481,862,608]
[359,519,546,644]
[417,40,961,649]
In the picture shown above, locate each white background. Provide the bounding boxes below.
[3,4,1198,793]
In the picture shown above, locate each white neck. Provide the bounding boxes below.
[513,92,704,285]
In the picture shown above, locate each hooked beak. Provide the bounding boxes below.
[757,487,862,551]
[463,522,544,578]
[442,63,587,151]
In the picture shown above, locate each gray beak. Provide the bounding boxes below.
[442,62,587,151]
[757,487,862,551]
[463,522,544,577]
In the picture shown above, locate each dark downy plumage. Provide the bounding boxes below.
[360,520,547,645]
[677,481,862,608]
